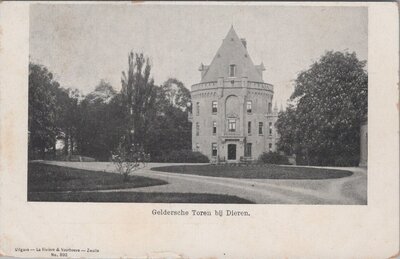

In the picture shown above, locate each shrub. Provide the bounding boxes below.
[111,143,149,182]
[258,152,290,165]
[152,150,209,163]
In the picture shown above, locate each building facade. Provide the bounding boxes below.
[189,26,280,162]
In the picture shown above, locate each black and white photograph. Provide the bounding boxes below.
[28,4,368,204]
[2,2,400,259]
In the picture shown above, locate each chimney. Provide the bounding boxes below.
[240,38,247,49]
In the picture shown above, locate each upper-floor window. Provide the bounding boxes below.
[228,119,236,132]
[212,101,217,113]
[268,102,272,114]
[247,101,252,113]
[269,122,273,135]
[196,122,200,136]
[248,121,252,134]
[213,121,217,134]
[196,143,200,151]
[212,143,217,157]
[196,102,200,116]
[269,143,272,152]
[259,122,263,135]
[229,64,236,77]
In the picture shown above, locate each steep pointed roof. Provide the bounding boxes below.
[201,26,263,83]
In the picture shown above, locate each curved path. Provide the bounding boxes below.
[40,161,367,204]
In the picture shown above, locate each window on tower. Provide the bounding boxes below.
[196,122,200,136]
[213,121,217,135]
[212,143,217,157]
[229,64,236,77]
[196,102,200,116]
[248,121,252,134]
[259,122,263,135]
[247,101,252,113]
[269,122,273,136]
[228,119,236,132]
[212,101,217,113]
[245,143,252,158]
[268,102,272,114]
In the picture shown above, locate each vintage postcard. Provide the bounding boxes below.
[0,1,398,258]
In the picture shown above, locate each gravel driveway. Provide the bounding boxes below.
[39,161,367,204]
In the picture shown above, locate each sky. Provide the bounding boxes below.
[30,4,367,108]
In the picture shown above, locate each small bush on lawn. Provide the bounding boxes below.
[258,151,290,165]
[153,150,209,163]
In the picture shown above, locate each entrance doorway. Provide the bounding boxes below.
[227,144,237,160]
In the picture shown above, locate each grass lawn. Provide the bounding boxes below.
[28,162,167,193]
[29,191,253,203]
[151,164,353,180]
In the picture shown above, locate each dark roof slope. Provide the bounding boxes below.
[201,26,263,83]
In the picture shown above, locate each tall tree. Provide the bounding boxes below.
[121,52,157,150]
[276,51,368,166]
[28,62,60,158]
[144,78,192,158]
[85,80,116,103]
[75,80,122,161]
[56,87,81,156]
[161,78,191,111]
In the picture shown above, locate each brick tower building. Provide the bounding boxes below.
[189,26,280,162]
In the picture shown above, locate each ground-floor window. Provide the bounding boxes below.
[212,143,217,157]
[269,143,272,152]
[245,143,252,157]
[196,143,200,151]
